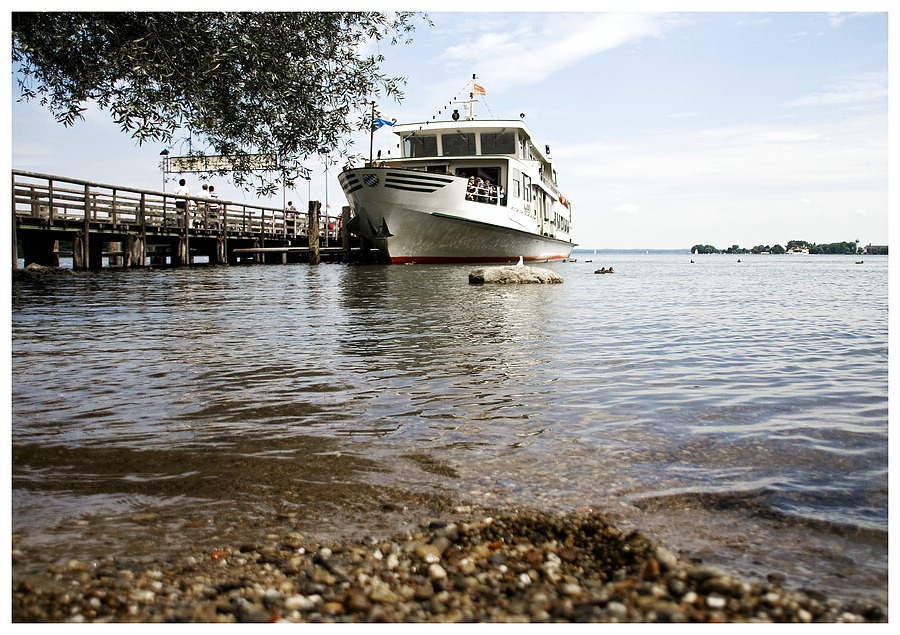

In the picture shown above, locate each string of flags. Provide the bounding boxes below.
[375,81,488,124]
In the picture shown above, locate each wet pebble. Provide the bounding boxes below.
[11,508,887,623]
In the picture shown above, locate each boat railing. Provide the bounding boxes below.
[541,174,559,197]
[465,189,506,206]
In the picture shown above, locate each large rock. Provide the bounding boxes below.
[468,264,564,285]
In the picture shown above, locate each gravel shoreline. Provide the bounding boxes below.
[12,505,887,623]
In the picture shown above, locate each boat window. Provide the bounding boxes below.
[404,134,437,158]
[456,167,500,183]
[441,133,476,156]
[523,174,532,203]
[512,169,521,198]
[457,167,505,206]
[480,132,516,155]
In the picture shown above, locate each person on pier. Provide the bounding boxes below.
[285,201,298,238]
[174,179,190,227]
[208,185,221,229]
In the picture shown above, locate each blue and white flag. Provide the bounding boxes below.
[372,117,395,130]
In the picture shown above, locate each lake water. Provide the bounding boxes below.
[10,253,888,606]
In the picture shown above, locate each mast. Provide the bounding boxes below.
[369,101,375,165]
[453,73,482,121]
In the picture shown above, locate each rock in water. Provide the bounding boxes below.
[468,265,564,285]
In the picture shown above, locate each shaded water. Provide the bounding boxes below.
[11,254,888,606]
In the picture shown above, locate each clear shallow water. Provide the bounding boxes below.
[11,254,888,605]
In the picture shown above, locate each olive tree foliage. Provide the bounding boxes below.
[12,12,429,195]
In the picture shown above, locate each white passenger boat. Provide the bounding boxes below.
[340,79,575,264]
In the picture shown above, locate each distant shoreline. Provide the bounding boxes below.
[572,249,887,255]
[573,248,690,254]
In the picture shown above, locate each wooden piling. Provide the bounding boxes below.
[11,172,18,269]
[308,200,321,265]
[76,184,91,270]
[215,236,227,265]
[342,205,351,263]
[73,232,87,269]
[125,234,146,268]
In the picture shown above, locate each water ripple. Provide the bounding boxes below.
[11,255,888,603]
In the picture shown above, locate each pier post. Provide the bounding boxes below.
[359,235,374,263]
[215,236,227,265]
[11,172,18,269]
[73,231,87,270]
[109,241,124,267]
[341,206,351,263]
[125,234,146,268]
[175,236,189,266]
[74,185,91,271]
[308,200,321,265]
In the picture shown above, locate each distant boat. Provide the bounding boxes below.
[786,247,810,255]
[340,76,575,264]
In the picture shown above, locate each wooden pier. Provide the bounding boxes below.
[11,170,381,270]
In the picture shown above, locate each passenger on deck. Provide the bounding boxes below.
[476,178,487,202]
[466,176,477,201]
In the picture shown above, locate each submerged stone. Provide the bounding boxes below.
[468,265,564,285]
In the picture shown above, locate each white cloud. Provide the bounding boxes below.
[826,13,868,29]
[783,72,887,108]
[566,114,886,194]
[439,13,679,91]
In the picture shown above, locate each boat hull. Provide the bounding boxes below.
[340,167,574,264]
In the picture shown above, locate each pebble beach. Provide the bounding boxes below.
[12,503,888,624]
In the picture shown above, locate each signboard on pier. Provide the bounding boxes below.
[166,153,279,173]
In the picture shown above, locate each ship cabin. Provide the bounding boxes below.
[380,119,572,237]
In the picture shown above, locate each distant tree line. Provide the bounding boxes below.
[691,240,887,255]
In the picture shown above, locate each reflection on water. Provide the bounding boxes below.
[11,255,888,604]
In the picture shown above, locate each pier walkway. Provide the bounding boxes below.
[11,170,378,270]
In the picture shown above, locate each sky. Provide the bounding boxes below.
[6,2,892,250]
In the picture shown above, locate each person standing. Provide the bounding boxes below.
[208,185,221,230]
[174,178,189,227]
[466,176,477,201]
[285,200,298,238]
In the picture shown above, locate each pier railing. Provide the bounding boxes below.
[11,170,343,239]
[11,170,360,269]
